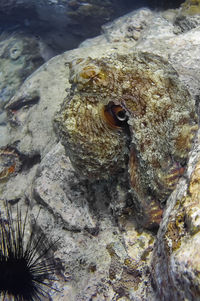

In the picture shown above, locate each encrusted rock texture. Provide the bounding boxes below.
[0,32,46,111]
[1,3,200,301]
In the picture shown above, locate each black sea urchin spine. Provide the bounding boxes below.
[0,202,58,301]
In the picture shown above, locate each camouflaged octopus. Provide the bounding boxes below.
[54,52,198,229]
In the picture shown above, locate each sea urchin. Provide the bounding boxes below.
[0,202,58,301]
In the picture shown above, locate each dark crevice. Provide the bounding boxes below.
[7,198,21,205]
[21,153,41,171]
[84,225,100,236]
[6,94,40,111]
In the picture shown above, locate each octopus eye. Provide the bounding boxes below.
[113,106,127,121]
[103,102,127,128]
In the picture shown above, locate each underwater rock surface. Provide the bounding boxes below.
[0,32,45,111]
[0,0,185,54]
[1,6,200,301]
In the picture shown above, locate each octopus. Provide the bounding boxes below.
[54,52,198,229]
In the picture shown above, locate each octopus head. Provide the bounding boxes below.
[54,57,131,179]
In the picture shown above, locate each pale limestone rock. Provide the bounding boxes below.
[0,32,45,108]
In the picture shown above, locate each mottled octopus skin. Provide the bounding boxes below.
[54,52,198,229]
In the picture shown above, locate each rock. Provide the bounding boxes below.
[173,0,200,33]
[152,131,200,300]
[0,32,46,112]
[180,0,200,15]
[33,143,98,232]
[1,7,200,300]
[101,8,154,43]
[0,0,186,54]
[4,51,70,156]
[174,14,200,33]
[0,0,116,53]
